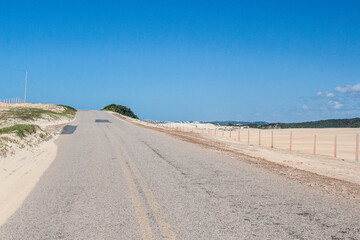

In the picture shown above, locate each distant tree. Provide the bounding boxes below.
[102,104,139,119]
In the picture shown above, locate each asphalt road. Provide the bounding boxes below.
[1,110,360,239]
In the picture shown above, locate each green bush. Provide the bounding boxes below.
[102,104,139,119]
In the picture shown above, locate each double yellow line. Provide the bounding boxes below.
[106,129,176,240]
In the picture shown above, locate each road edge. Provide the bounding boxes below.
[111,112,360,202]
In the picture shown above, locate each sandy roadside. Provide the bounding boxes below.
[0,137,58,225]
[111,112,360,201]
[0,107,75,226]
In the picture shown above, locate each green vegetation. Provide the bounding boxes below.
[0,105,77,121]
[0,105,76,156]
[58,105,77,116]
[102,104,138,119]
[0,108,55,121]
[0,124,38,138]
[210,118,360,129]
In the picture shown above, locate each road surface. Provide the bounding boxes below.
[1,110,360,239]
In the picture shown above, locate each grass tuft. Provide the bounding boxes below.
[0,105,76,121]
[57,105,77,116]
[0,124,38,138]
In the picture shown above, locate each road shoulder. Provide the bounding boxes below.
[111,112,360,202]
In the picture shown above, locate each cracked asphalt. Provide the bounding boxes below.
[1,110,359,239]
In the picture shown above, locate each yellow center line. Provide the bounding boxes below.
[101,123,155,240]
[101,122,176,239]
[118,157,156,240]
[119,145,176,240]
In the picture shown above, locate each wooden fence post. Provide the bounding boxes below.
[334,135,337,158]
[356,133,359,162]
[259,130,261,146]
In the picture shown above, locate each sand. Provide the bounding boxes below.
[0,103,74,157]
[0,102,71,129]
[0,103,75,226]
[185,127,360,185]
[0,102,65,113]
[0,138,58,225]
[161,122,360,162]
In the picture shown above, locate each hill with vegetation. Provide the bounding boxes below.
[252,118,360,129]
[205,118,360,129]
[102,104,138,119]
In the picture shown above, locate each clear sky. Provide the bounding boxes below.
[1,0,359,122]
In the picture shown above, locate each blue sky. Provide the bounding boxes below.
[1,0,359,122]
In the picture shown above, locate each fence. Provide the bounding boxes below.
[163,125,360,163]
[0,98,25,104]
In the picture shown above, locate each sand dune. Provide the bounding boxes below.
[0,103,76,225]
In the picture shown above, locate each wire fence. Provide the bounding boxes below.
[162,125,360,163]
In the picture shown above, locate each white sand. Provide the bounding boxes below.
[0,138,58,225]
[161,123,360,162]
[161,121,218,129]
[0,103,75,226]
[209,134,360,185]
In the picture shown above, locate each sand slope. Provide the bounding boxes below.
[0,138,58,225]
[0,103,75,226]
